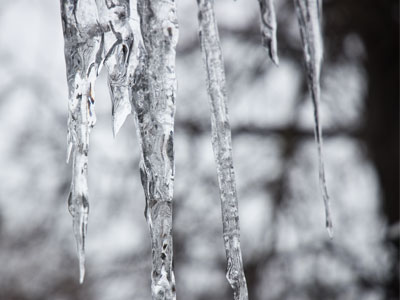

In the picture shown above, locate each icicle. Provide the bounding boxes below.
[131,0,178,299]
[258,0,279,65]
[60,0,104,283]
[96,0,140,137]
[294,0,333,238]
[197,1,248,299]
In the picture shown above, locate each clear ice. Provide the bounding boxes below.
[258,0,279,65]
[61,0,146,284]
[294,0,333,238]
[60,0,104,283]
[197,1,249,299]
[95,0,140,137]
[131,0,178,298]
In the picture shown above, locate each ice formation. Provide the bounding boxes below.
[131,0,178,298]
[60,0,145,284]
[197,1,248,299]
[258,0,279,65]
[59,0,332,296]
[60,0,104,283]
[294,0,333,237]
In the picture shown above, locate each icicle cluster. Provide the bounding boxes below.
[60,0,178,289]
[256,0,333,237]
[197,1,248,299]
[60,0,332,297]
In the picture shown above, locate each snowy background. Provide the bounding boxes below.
[0,0,398,300]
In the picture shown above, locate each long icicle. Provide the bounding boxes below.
[258,0,279,65]
[95,0,140,137]
[196,1,249,299]
[294,0,333,237]
[60,0,104,283]
[131,0,178,298]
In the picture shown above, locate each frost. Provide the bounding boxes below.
[197,1,248,299]
[294,0,333,237]
[60,0,104,283]
[258,0,279,65]
[131,0,178,298]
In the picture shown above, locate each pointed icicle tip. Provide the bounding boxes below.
[112,111,130,138]
[79,253,86,284]
[70,197,89,285]
[76,221,87,284]
[326,217,333,239]
[111,97,132,138]
[258,0,279,67]
[271,50,279,67]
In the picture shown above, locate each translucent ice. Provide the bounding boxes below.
[294,0,333,237]
[96,0,141,136]
[131,0,178,298]
[197,1,249,299]
[60,0,104,283]
[258,0,279,65]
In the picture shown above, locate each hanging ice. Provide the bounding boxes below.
[294,0,333,237]
[95,0,141,137]
[258,0,279,65]
[197,1,248,299]
[131,0,178,298]
[60,0,104,283]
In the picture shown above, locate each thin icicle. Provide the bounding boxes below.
[60,0,104,283]
[131,0,178,299]
[96,0,140,136]
[258,0,279,65]
[197,1,248,299]
[294,0,333,238]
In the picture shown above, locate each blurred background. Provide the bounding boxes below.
[0,0,398,299]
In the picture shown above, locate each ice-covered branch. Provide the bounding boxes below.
[60,0,104,283]
[294,0,333,237]
[258,0,279,65]
[196,1,248,299]
[131,0,178,299]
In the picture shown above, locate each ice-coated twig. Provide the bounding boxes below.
[258,0,279,65]
[60,0,104,283]
[196,1,248,299]
[294,0,333,238]
[131,0,178,299]
[96,0,141,136]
